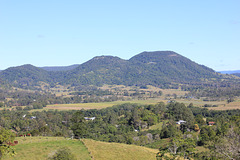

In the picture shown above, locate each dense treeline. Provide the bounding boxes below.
[1,102,240,159]
[181,77,240,99]
[0,102,194,144]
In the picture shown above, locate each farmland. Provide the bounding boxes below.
[3,97,240,112]
[22,99,164,112]
[207,101,240,110]
[34,98,240,111]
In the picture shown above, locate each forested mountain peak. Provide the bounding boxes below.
[129,51,182,63]
[92,55,124,61]
[83,55,127,65]
[71,55,128,72]
[0,64,51,88]
[8,64,41,70]
[1,64,48,77]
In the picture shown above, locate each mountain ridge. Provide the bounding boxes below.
[0,51,226,89]
[218,70,240,74]
[40,64,80,71]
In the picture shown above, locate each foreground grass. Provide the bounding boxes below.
[82,139,158,160]
[5,137,91,160]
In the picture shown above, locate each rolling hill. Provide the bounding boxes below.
[5,137,91,160]
[5,137,158,160]
[0,51,225,89]
[0,64,52,88]
[41,64,80,71]
[219,70,240,74]
[234,73,240,77]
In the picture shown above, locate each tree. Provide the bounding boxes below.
[158,134,196,159]
[194,124,200,131]
[39,126,51,136]
[214,127,240,160]
[195,114,205,126]
[167,102,194,129]
[48,147,76,160]
[227,97,234,104]
[0,128,15,159]
[70,111,87,139]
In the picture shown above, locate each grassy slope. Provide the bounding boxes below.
[82,139,158,160]
[143,120,169,131]
[5,137,159,160]
[148,122,164,130]
[5,137,91,160]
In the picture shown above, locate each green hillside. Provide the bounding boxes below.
[4,137,159,160]
[5,137,91,160]
[0,64,51,89]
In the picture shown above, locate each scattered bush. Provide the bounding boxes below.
[48,147,76,160]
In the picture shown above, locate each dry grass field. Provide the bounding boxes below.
[82,139,158,160]
[208,101,240,110]
[99,85,188,97]
[176,99,227,107]
[33,100,162,111]
[9,98,240,112]
[160,89,188,97]
[5,85,240,111]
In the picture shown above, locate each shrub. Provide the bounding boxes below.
[48,147,76,160]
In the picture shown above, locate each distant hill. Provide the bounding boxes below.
[40,64,79,71]
[234,73,240,77]
[0,64,52,88]
[128,51,218,83]
[218,70,240,74]
[0,51,226,89]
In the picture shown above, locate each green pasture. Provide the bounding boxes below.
[5,137,91,160]
[8,97,239,112]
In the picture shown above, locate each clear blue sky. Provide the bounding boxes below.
[0,1,240,71]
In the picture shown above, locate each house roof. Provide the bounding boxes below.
[177,120,186,122]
